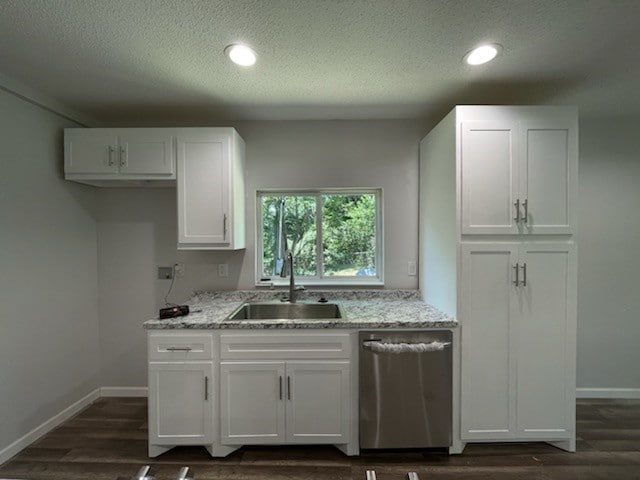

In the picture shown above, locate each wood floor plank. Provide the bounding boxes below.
[0,398,639,480]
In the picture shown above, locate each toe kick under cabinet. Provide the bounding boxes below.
[147,330,358,458]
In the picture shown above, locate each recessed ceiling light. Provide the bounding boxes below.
[464,44,502,66]
[224,44,257,67]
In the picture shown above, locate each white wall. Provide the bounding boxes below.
[576,117,640,391]
[2,95,632,402]
[96,120,425,387]
[0,90,100,454]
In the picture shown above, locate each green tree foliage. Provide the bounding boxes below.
[323,194,376,275]
[261,193,376,278]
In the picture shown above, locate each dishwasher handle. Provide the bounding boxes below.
[362,340,451,354]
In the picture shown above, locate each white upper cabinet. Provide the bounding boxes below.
[64,128,175,185]
[459,107,577,235]
[461,121,518,234]
[176,128,246,250]
[519,120,577,234]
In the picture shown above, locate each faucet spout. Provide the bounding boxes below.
[285,251,304,303]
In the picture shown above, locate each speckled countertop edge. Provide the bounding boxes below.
[144,290,458,330]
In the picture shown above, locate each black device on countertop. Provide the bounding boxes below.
[159,305,190,319]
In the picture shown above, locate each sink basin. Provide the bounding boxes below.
[227,302,345,321]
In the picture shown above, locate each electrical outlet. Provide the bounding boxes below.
[158,267,173,279]
[408,261,417,276]
[218,263,229,277]
[173,263,184,277]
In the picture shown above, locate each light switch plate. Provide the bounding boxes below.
[408,261,417,276]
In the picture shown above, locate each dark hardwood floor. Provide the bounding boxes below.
[1,398,639,479]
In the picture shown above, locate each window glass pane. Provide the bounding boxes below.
[322,194,377,277]
[261,195,317,278]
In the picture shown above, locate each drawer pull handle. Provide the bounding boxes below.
[287,375,291,400]
[279,376,283,400]
[204,376,209,401]
[108,146,116,166]
[166,347,192,352]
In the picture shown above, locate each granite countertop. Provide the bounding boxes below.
[143,290,457,330]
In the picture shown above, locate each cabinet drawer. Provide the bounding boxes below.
[220,333,352,359]
[149,333,213,361]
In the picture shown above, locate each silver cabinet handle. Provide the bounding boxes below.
[119,146,126,167]
[279,375,283,400]
[166,347,192,352]
[522,199,528,224]
[108,146,116,166]
[514,199,521,223]
[366,471,377,480]
[204,376,209,401]
[223,214,228,240]
[522,262,527,286]
[407,473,420,480]
[513,263,519,286]
[287,376,291,400]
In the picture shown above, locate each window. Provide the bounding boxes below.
[257,189,383,285]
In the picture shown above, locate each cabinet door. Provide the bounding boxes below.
[177,131,230,247]
[118,129,175,176]
[286,361,350,444]
[515,244,576,438]
[148,362,213,445]
[220,362,286,445]
[64,129,119,174]
[519,121,577,234]
[460,122,519,234]
[460,243,518,440]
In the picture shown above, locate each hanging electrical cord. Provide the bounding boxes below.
[164,264,178,307]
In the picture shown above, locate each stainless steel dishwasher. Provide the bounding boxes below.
[359,331,452,449]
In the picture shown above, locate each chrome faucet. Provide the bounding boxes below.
[280,251,304,303]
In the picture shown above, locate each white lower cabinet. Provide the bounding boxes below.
[460,243,576,448]
[220,360,351,445]
[220,361,286,444]
[286,361,351,443]
[148,362,213,446]
[148,330,358,458]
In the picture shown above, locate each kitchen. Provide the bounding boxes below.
[1,1,640,479]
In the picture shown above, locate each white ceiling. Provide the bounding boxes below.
[1,0,639,125]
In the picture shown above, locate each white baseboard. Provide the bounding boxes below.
[577,387,640,399]
[0,388,100,465]
[100,386,148,397]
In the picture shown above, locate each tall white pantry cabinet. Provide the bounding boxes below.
[419,106,578,453]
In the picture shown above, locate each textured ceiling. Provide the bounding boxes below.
[1,0,639,124]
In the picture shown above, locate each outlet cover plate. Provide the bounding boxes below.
[158,267,174,279]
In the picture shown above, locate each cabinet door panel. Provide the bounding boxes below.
[461,122,518,234]
[520,121,577,234]
[461,244,518,439]
[516,244,576,437]
[220,362,285,445]
[177,132,230,246]
[119,130,175,175]
[148,362,212,445]
[64,129,118,174]
[286,361,350,444]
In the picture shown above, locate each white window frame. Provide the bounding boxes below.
[255,188,384,287]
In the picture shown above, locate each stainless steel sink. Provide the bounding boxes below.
[227,302,345,321]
